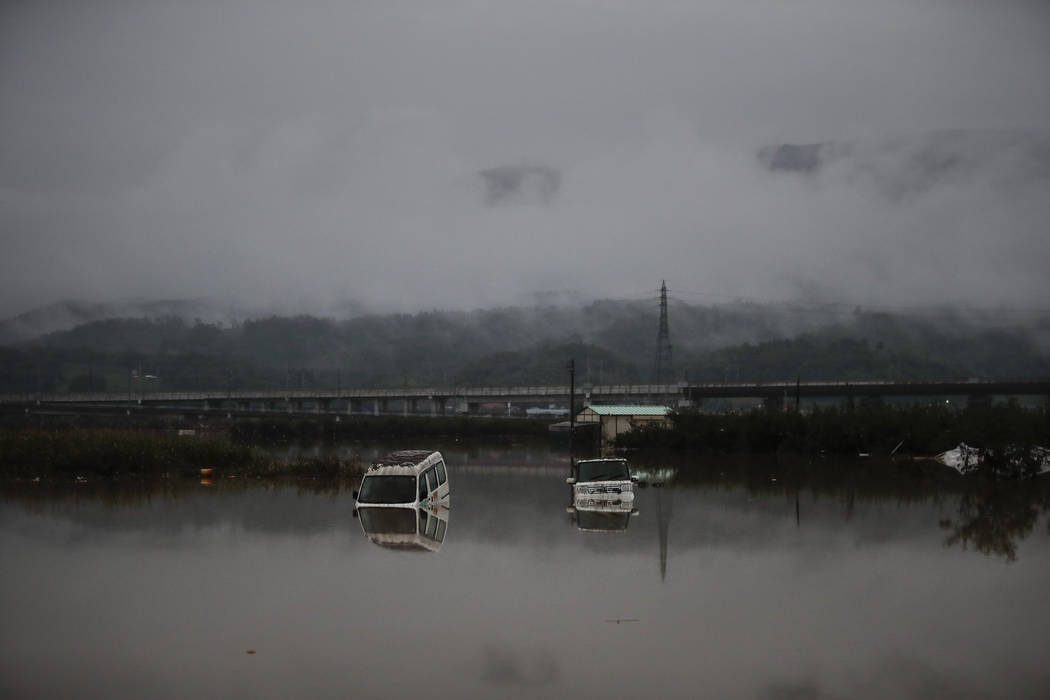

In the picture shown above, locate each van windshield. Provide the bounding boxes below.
[577,460,630,482]
[358,475,416,504]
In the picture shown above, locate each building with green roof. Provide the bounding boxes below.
[576,404,672,445]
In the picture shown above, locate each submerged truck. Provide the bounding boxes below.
[566,457,639,532]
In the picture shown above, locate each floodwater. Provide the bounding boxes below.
[2,444,1049,699]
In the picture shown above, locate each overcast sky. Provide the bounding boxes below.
[2,0,1048,318]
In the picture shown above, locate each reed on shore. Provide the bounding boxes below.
[617,401,1049,456]
[0,428,362,481]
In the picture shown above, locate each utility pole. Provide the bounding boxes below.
[655,280,673,384]
[568,358,575,466]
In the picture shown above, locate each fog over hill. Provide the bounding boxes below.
[2,296,1047,393]
[0,297,373,345]
[2,1,1048,318]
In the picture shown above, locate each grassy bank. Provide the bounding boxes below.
[227,415,554,442]
[0,428,362,481]
[1,412,555,441]
[618,402,1050,455]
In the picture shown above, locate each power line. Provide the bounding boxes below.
[598,285,1050,318]
[666,288,1050,317]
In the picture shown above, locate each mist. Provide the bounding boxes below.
[2,0,1049,318]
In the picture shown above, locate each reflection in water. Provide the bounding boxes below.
[939,487,1043,562]
[571,507,635,532]
[627,451,1050,564]
[567,491,638,533]
[656,487,672,581]
[357,506,449,552]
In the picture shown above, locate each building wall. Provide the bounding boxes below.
[577,409,669,444]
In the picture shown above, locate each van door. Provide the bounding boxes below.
[435,459,449,501]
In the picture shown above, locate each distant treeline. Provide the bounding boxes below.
[2,301,1049,393]
[618,402,1050,456]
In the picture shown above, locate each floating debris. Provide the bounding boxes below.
[934,443,1050,478]
[936,443,984,474]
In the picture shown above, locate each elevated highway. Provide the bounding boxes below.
[0,383,686,416]
[1,378,1046,416]
[684,378,1050,400]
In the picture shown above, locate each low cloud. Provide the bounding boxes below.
[1,0,1048,317]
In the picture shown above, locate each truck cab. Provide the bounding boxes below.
[565,458,639,532]
[566,458,636,505]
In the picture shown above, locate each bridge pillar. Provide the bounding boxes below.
[763,394,784,412]
[319,399,330,414]
[467,402,480,415]
[436,397,447,416]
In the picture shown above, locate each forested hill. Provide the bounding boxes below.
[1,300,1048,393]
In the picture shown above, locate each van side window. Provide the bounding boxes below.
[418,476,427,501]
[435,519,447,542]
[435,460,447,485]
[426,468,438,492]
[418,509,427,533]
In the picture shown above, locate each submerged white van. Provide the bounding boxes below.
[354,450,451,509]
[354,450,451,552]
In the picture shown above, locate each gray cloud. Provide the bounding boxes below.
[2,0,1049,317]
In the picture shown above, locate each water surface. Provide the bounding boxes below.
[2,446,1048,699]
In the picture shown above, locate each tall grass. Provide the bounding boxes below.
[0,428,362,480]
[618,402,1049,455]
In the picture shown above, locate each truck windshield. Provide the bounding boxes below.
[358,475,416,504]
[577,460,630,482]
